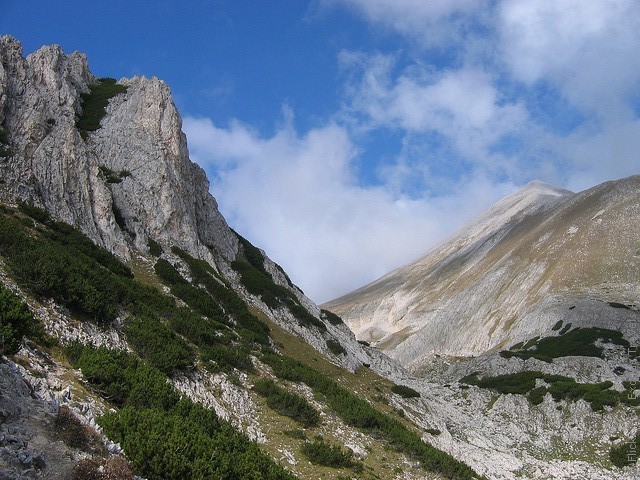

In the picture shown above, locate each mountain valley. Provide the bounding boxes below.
[0,37,638,480]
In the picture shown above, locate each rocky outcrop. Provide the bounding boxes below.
[0,35,237,266]
[0,36,372,373]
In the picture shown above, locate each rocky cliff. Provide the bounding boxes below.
[0,35,369,370]
[0,35,236,266]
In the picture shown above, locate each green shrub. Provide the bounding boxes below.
[391,384,421,398]
[76,78,128,136]
[300,438,361,471]
[154,259,188,286]
[253,378,320,427]
[234,231,269,274]
[0,211,136,323]
[0,126,9,145]
[100,401,297,480]
[44,219,133,277]
[168,307,230,347]
[608,302,631,310]
[124,316,194,374]
[201,343,254,372]
[321,309,344,326]
[500,328,630,362]
[0,126,12,157]
[263,353,483,479]
[171,247,271,346]
[0,284,40,355]
[65,344,180,410]
[17,201,51,224]
[65,342,297,479]
[326,338,346,356]
[230,235,325,333]
[559,323,572,335]
[147,237,163,257]
[99,165,123,183]
[610,431,639,468]
[528,386,547,405]
[462,370,632,411]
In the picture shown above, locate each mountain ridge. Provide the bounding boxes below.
[1,37,638,480]
[324,175,640,362]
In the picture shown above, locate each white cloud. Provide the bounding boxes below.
[331,0,490,47]
[499,0,640,117]
[183,0,640,303]
[184,115,510,302]
[339,51,533,188]
[336,0,640,188]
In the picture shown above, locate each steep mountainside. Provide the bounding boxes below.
[1,38,638,480]
[0,35,368,370]
[325,177,640,368]
[0,37,489,480]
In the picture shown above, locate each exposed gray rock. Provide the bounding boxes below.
[326,176,640,367]
[0,35,237,269]
[0,36,367,375]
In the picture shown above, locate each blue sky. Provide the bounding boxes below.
[3,1,640,302]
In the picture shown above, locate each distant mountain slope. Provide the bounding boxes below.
[325,176,640,368]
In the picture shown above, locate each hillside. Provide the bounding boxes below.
[0,37,638,480]
[325,177,640,366]
[0,37,488,480]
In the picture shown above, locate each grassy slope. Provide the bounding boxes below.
[253,310,440,480]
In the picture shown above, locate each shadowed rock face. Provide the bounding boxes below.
[0,35,237,267]
[325,176,640,369]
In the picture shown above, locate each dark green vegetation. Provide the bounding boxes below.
[76,78,128,137]
[321,309,344,326]
[391,384,421,398]
[264,353,485,480]
[67,344,296,480]
[0,126,11,157]
[1,203,132,323]
[123,316,193,374]
[501,327,634,362]
[610,430,639,468]
[460,371,640,411]
[147,237,163,257]
[253,378,320,427]
[608,302,631,310]
[98,165,131,184]
[0,203,482,479]
[558,322,572,335]
[0,284,42,355]
[326,338,346,356]
[153,246,277,373]
[232,233,327,332]
[300,437,362,472]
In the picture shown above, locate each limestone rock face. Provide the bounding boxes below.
[0,35,237,265]
[0,36,368,372]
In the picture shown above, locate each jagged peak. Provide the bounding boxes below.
[0,35,23,54]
